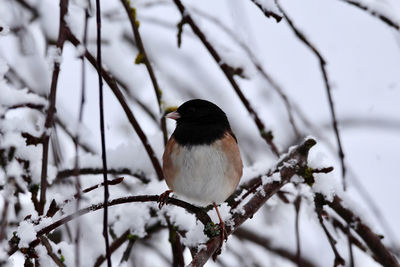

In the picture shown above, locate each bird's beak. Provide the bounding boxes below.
[165,111,180,120]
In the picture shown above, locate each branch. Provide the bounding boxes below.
[56,167,150,183]
[331,216,376,263]
[6,195,212,257]
[94,0,111,265]
[166,216,185,267]
[6,103,45,111]
[347,222,355,267]
[66,29,164,180]
[172,0,280,157]
[314,195,345,266]
[55,117,96,154]
[39,0,69,216]
[15,0,39,21]
[39,236,66,267]
[43,196,209,236]
[118,222,164,263]
[291,100,399,249]
[339,0,400,30]
[74,6,90,266]
[120,235,136,263]
[187,138,317,266]
[0,200,9,240]
[107,68,159,124]
[249,0,282,22]
[191,2,398,252]
[8,102,95,154]
[294,195,302,266]
[94,230,130,267]
[46,178,125,219]
[188,7,301,139]
[275,1,346,189]
[120,0,168,145]
[325,196,400,267]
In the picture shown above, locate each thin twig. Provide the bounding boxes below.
[80,177,124,195]
[0,200,9,240]
[55,117,96,154]
[294,196,302,267]
[331,216,378,262]
[339,0,400,30]
[74,5,90,266]
[39,236,66,267]
[166,216,185,267]
[347,223,355,267]
[22,195,210,245]
[94,0,111,265]
[107,67,159,123]
[120,236,136,263]
[12,109,95,154]
[119,222,163,264]
[249,0,282,22]
[66,29,164,180]
[187,5,399,255]
[56,167,149,183]
[172,0,280,156]
[314,195,345,266]
[94,230,130,267]
[321,117,400,132]
[346,169,400,252]
[47,178,125,218]
[120,0,168,146]
[15,0,39,21]
[292,101,400,249]
[188,7,301,138]
[275,0,346,189]
[39,0,69,216]
[326,196,400,267]
[6,197,208,256]
[6,103,45,111]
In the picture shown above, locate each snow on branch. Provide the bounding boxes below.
[1,0,400,266]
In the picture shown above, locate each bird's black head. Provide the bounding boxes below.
[166,99,232,146]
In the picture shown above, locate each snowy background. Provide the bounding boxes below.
[0,0,399,266]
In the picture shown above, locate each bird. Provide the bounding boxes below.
[159,99,243,246]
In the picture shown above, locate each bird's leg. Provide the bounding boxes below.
[158,190,173,209]
[213,202,228,244]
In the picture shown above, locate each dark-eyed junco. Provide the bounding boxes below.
[159,99,243,243]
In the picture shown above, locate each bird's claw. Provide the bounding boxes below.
[158,190,172,209]
[219,221,228,242]
[212,202,228,261]
[213,223,228,261]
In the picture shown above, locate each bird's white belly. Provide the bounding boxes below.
[171,142,234,206]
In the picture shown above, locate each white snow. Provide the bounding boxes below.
[181,221,208,247]
[47,47,63,71]
[0,84,47,107]
[17,221,36,248]
[1,0,399,266]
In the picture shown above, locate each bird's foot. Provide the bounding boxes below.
[214,220,228,259]
[158,190,172,209]
[212,202,228,260]
[218,220,228,243]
